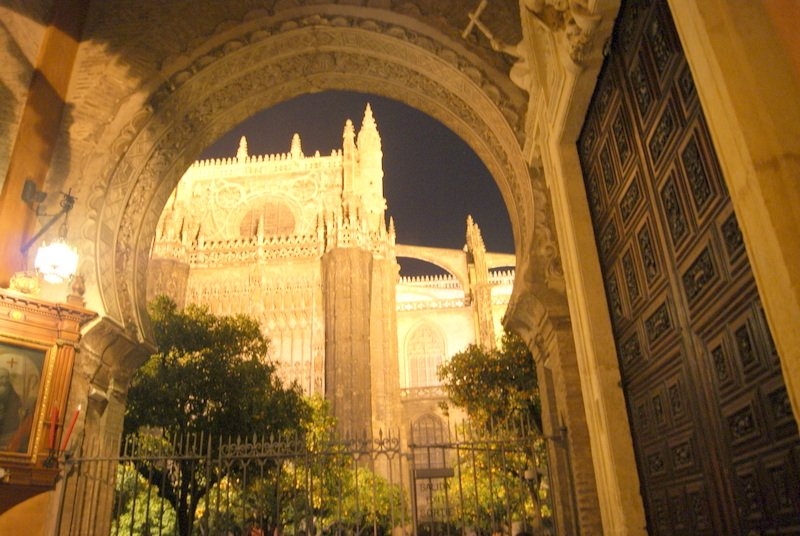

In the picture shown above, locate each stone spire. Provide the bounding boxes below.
[357,103,383,187]
[465,215,494,349]
[356,104,385,232]
[342,118,357,194]
[388,216,396,246]
[237,136,248,161]
[357,103,381,155]
[290,133,303,158]
[466,214,486,254]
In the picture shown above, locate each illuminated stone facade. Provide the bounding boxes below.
[148,105,515,435]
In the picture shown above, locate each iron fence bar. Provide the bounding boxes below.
[74,439,94,535]
[467,426,481,536]
[444,464,452,536]
[199,432,207,535]
[370,449,377,536]
[305,442,313,536]
[454,434,466,536]
[408,449,418,536]
[500,437,513,535]
[353,449,362,536]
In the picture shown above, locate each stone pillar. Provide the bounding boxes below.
[53,317,153,536]
[466,217,496,349]
[506,292,602,535]
[547,316,602,534]
[369,256,401,436]
[545,142,647,534]
[322,248,374,436]
[370,256,401,479]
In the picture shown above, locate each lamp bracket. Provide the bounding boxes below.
[20,183,77,256]
[22,179,47,206]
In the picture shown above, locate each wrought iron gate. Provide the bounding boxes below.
[408,420,553,536]
[57,426,552,536]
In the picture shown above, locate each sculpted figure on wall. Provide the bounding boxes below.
[522,0,601,65]
[463,0,602,95]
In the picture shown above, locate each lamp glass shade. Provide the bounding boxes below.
[34,239,79,283]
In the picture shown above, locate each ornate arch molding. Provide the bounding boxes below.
[85,9,536,344]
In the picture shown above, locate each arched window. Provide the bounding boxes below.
[406,322,445,388]
[240,202,295,237]
[411,414,446,468]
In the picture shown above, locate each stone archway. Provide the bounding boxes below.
[73,8,535,346]
[44,5,597,534]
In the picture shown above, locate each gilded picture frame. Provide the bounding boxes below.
[0,339,49,457]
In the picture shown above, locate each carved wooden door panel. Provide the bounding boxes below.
[577,0,800,533]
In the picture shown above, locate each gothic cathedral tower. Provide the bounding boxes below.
[150,105,402,438]
[318,104,401,436]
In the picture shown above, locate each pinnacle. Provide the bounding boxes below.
[290,133,303,157]
[237,136,249,161]
[362,103,375,127]
[343,118,355,144]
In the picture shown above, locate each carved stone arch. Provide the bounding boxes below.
[79,7,538,348]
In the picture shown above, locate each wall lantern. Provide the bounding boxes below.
[20,180,79,285]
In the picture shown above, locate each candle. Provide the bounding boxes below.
[49,405,59,450]
[60,404,81,452]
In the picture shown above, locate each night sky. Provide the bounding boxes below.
[199,91,513,275]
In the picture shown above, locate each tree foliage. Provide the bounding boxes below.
[125,295,309,438]
[122,295,311,535]
[436,331,549,533]
[111,462,177,535]
[114,395,408,535]
[437,330,540,431]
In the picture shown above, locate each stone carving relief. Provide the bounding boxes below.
[152,10,525,138]
[523,0,602,68]
[462,0,601,95]
[531,172,565,293]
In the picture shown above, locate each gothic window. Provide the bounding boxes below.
[407,322,445,388]
[240,202,295,237]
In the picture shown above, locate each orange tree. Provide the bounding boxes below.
[437,331,540,431]
[437,331,548,533]
[123,295,311,536]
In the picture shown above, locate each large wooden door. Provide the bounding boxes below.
[577,1,800,533]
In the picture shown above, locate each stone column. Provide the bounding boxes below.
[369,256,401,436]
[506,291,602,535]
[369,256,401,479]
[547,316,602,534]
[54,317,153,536]
[466,217,496,349]
[322,248,374,436]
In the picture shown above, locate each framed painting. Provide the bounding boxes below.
[0,340,49,456]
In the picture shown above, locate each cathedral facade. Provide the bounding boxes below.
[147,104,514,437]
